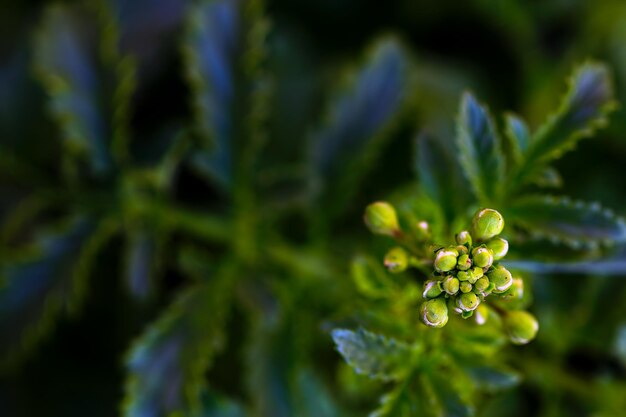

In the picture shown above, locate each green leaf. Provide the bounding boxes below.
[529,167,562,189]
[456,92,505,203]
[294,369,341,417]
[311,38,411,217]
[513,63,616,188]
[505,195,626,247]
[416,133,472,223]
[464,366,521,393]
[369,375,433,417]
[124,229,160,300]
[331,328,412,381]
[429,368,475,417]
[0,218,116,367]
[503,113,530,167]
[197,390,247,417]
[34,4,113,176]
[351,255,396,299]
[123,265,235,417]
[183,0,268,191]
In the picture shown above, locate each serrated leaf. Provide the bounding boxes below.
[34,5,112,175]
[416,133,472,223]
[123,266,234,417]
[529,166,562,189]
[464,366,521,393]
[0,218,116,367]
[505,195,626,247]
[311,38,410,214]
[514,63,616,188]
[456,92,505,203]
[331,328,411,381]
[125,229,158,300]
[351,255,396,299]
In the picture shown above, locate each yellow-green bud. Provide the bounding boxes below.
[501,277,524,300]
[460,281,472,293]
[364,202,399,236]
[457,271,470,281]
[475,304,490,325]
[486,237,509,260]
[471,247,493,268]
[472,208,504,241]
[457,292,480,312]
[456,245,469,255]
[474,277,490,293]
[457,254,472,271]
[443,276,460,295]
[503,310,539,345]
[420,298,449,328]
[423,280,443,299]
[455,230,472,247]
[384,247,409,273]
[488,266,513,293]
[469,266,483,284]
[434,249,458,272]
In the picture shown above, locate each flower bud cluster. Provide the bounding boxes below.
[363,203,538,344]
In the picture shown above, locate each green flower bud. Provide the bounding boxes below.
[503,310,539,345]
[384,247,409,273]
[471,247,493,269]
[474,277,490,293]
[469,266,483,284]
[457,292,480,312]
[501,277,524,300]
[486,237,509,260]
[443,276,460,295]
[460,281,473,293]
[364,202,399,236]
[445,246,459,256]
[456,245,469,255]
[420,298,449,328]
[423,280,443,299]
[471,208,504,241]
[456,230,473,247]
[434,249,458,272]
[457,270,470,282]
[475,304,490,325]
[456,254,472,271]
[488,266,514,293]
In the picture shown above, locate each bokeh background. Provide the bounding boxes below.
[2,0,626,416]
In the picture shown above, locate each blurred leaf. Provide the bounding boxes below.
[529,166,562,189]
[503,113,530,167]
[34,4,112,175]
[331,328,412,381]
[311,38,410,216]
[197,390,247,417]
[370,375,432,417]
[429,369,475,417]
[351,255,396,299]
[124,229,159,300]
[505,195,626,247]
[123,266,234,417]
[464,366,521,393]
[294,369,341,417]
[513,63,616,189]
[183,0,239,189]
[0,218,116,366]
[456,92,505,204]
[416,133,471,223]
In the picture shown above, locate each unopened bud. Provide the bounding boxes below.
[460,281,473,293]
[456,245,469,255]
[443,276,460,295]
[423,280,443,299]
[475,304,490,325]
[457,271,470,282]
[364,202,399,236]
[488,266,513,293]
[457,292,480,312]
[457,254,472,271]
[415,221,431,240]
[501,277,524,300]
[420,298,449,328]
[469,266,483,284]
[503,310,539,345]
[384,247,409,273]
[455,230,473,247]
[434,249,458,272]
[474,277,490,293]
[486,237,509,260]
[472,247,493,268]
[471,208,504,241]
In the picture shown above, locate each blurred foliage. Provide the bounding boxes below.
[2,0,626,416]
